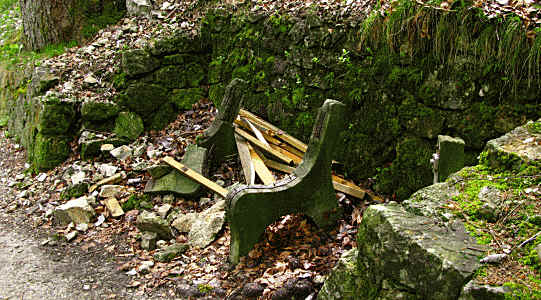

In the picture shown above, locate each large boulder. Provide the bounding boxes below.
[320,203,483,300]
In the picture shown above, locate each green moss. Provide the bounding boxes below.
[114,111,144,141]
[31,133,71,171]
[170,88,206,110]
[122,194,151,211]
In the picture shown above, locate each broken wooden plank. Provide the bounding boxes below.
[239,109,308,153]
[248,144,275,185]
[235,134,255,185]
[103,197,124,217]
[234,127,294,165]
[162,156,229,198]
[89,172,126,193]
[332,181,365,200]
[243,117,270,147]
[259,155,370,200]
[269,144,303,165]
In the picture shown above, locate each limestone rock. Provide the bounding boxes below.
[141,231,157,251]
[99,185,123,199]
[136,210,173,240]
[481,119,541,171]
[145,145,207,196]
[114,112,144,141]
[477,186,504,222]
[157,204,172,218]
[188,200,226,248]
[172,213,197,233]
[318,249,363,300]
[122,49,159,77]
[354,203,482,299]
[54,196,96,225]
[437,135,465,182]
[110,145,133,161]
[154,243,189,262]
[126,0,152,17]
[402,182,459,222]
[458,280,511,300]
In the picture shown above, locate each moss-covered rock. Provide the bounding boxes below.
[60,183,90,200]
[148,102,177,130]
[116,83,168,117]
[121,49,160,77]
[31,133,71,171]
[318,249,364,300]
[170,88,206,110]
[81,101,120,121]
[114,112,144,141]
[37,97,76,135]
[154,63,206,89]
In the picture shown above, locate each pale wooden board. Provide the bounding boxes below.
[103,197,124,217]
[234,127,293,165]
[243,117,270,147]
[89,173,125,193]
[163,156,229,198]
[248,144,275,185]
[239,109,308,153]
[269,144,303,165]
[234,134,255,185]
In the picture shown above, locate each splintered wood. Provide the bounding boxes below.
[162,156,229,198]
[234,109,377,201]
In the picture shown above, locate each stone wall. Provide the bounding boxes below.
[3,1,540,198]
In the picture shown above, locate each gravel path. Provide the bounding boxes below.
[0,133,162,300]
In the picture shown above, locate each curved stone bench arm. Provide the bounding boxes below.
[227,99,346,264]
[198,78,249,164]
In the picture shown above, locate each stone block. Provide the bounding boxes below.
[438,135,465,182]
[141,231,157,251]
[227,99,345,264]
[136,210,173,240]
[154,243,189,262]
[121,49,160,77]
[354,203,481,299]
[81,101,119,121]
[114,112,144,141]
[32,133,71,171]
[54,196,96,225]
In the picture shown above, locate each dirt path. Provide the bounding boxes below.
[0,134,164,300]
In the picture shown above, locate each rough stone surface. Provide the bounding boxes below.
[114,112,144,141]
[99,185,123,199]
[135,210,173,240]
[122,49,159,77]
[110,145,133,161]
[126,0,151,17]
[141,231,157,251]
[54,196,96,225]
[438,135,465,182]
[402,182,460,222]
[318,249,363,300]
[171,213,197,232]
[188,200,226,248]
[227,100,345,264]
[458,280,511,300]
[354,203,481,299]
[145,144,207,196]
[481,119,541,171]
[477,186,504,222]
[153,243,189,262]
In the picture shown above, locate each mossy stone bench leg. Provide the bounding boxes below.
[227,99,346,264]
[198,78,248,164]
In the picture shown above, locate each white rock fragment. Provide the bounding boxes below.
[480,253,507,264]
[71,171,86,185]
[36,173,47,182]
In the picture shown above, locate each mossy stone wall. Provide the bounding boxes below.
[198,4,540,199]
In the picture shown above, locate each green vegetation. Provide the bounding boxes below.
[447,160,540,294]
[122,194,152,211]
